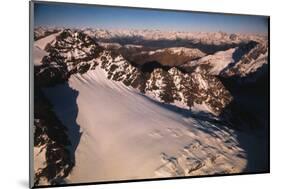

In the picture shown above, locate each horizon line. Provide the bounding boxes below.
[34,25,268,36]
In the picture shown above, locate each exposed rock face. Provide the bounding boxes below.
[34,60,69,87]
[45,29,103,73]
[98,50,232,115]
[145,68,232,115]
[34,29,104,84]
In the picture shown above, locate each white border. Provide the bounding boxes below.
[1,0,280,189]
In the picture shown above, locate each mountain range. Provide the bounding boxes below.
[32,27,269,186]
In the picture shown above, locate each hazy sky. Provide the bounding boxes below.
[34,2,268,34]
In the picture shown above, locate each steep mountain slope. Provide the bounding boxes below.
[221,42,268,78]
[33,31,61,66]
[35,29,233,115]
[43,65,246,183]
[187,48,237,75]
[34,31,61,50]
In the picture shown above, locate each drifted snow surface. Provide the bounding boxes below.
[34,31,61,50]
[43,66,247,183]
[190,48,236,75]
[33,46,48,66]
[33,32,61,65]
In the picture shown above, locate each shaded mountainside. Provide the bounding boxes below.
[34,86,75,185]
[34,58,71,185]
[217,66,269,172]
[219,63,269,127]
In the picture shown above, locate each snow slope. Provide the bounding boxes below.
[34,31,61,50]
[147,47,206,57]
[33,31,61,65]
[190,48,236,75]
[43,65,247,183]
[33,46,48,66]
